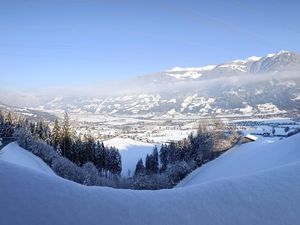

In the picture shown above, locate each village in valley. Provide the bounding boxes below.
[1,1,300,224]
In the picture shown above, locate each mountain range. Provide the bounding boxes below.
[2,50,300,118]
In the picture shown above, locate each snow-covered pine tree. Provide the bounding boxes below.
[0,112,14,137]
[35,121,51,142]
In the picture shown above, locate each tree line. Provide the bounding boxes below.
[50,113,121,175]
[0,110,239,190]
[132,120,239,189]
[0,111,121,183]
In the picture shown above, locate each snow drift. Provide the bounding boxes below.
[177,135,300,187]
[0,135,300,225]
[0,142,54,176]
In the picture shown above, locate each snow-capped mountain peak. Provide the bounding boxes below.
[232,56,261,63]
[165,50,299,80]
[2,50,299,118]
[266,50,295,58]
[247,56,261,61]
[167,65,217,72]
[166,65,216,80]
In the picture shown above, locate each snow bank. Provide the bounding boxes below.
[0,142,55,176]
[178,134,300,187]
[1,135,300,225]
[104,137,157,176]
[0,153,300,225]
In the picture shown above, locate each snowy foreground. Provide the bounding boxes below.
[177,136,300,187]
[1,135,300,225]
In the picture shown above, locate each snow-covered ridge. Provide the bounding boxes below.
[166,65,216,80]
[178,133,300,187]
[266,50,291,58]
[167,65,217,72]
[166,50,297,79]
[247,56,261,61]
[0,142,55,175]
[232,55,261,63]
[1,134,300,225]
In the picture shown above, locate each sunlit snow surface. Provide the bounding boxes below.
[0,134,300,225]
[0,142,54,175]
[177,136,298,187]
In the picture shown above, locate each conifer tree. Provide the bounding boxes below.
[82,132,95,162]
[61,112,72,158]
[72,138,83,164]
[51,119,61,150]
[134,158,145,176]
[152,146,159,173]
[5,112,13,126]
[159,144,168,171]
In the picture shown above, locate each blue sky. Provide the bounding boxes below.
[1,0,300,90]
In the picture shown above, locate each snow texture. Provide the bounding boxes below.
[0,135,300,225]
[178,134,300,187]
[0,142,55,176]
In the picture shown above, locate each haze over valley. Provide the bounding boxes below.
[1,1,300,225]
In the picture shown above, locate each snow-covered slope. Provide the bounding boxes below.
[0,142,55,176]
[2,51,299,117]
[166,65,216,79]
[166,50,300,79]
[1,136,300,225]
[104,138,156,176]
[178,134,300,187]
